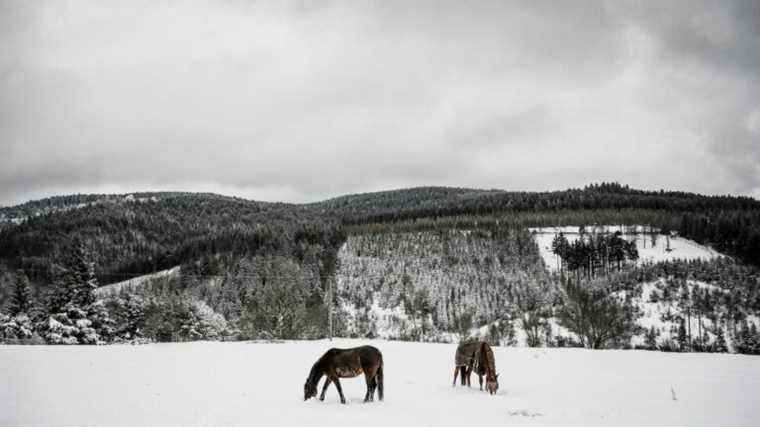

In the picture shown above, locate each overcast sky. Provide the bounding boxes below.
[1,0,759,206]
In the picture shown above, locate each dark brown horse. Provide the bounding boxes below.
[303,345,384,404]
[453,341,499,395]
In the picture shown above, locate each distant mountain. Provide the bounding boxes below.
[0,192,318,284]
[1,183,759,287]
[313,183,760,225]
[1,183,759,350]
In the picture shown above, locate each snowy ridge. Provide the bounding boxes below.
[0,194,160,228]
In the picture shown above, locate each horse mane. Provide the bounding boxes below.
[307,360,324,387]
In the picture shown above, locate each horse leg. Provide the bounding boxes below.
[465,366,472,387]
[365,375,377,402]
[453,366,460,387]
[479,374,483,391]
[333,378,346,404]
[364,374,372,402]
[319,378,331,401]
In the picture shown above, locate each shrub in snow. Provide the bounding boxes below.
[192,301,231,340]
[42,315,79,344]
[734,321,760,355]
[658,338,679,352]
[0,313,44,343]
[554,335,583,348]
[38,301,115,345]
[112,336,154,344]
[130,293,233,342]
[105,293,147,340]
[86,300,116,341]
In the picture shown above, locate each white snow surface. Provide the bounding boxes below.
[531,226,723,271]
[2,339,758,427]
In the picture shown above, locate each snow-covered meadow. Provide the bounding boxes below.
[2,339,758,427]
[530,226,722,271]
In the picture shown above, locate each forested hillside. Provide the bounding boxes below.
[2,183,759,282]
[335,224,759,352]
[1,183,759,353]
[0,192,323,285]
[336,227,550,342]
[323,183,760,266]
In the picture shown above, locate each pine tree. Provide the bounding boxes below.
[45,272,76,314]
[72,244,98,307]
[10,270,32,316]
[677,317,688,351]
[644,326,659,350]
[714,326,727,353]
[37,245,108,345]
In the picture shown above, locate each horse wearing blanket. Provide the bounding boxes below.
[453,341,499,395]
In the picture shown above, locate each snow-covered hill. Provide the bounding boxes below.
[332,228,759,350]
[2,339,758,427]
[0,193,161,228]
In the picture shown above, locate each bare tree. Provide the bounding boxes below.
[557,277,639,349]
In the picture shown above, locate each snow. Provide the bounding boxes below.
[2,339,758,427]
[94,267,181,297]
[530,226,723,271]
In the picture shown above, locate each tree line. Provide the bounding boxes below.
[0,222,345,344]
[551,230,640,278]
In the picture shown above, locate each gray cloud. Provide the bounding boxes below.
[1,0,758,206]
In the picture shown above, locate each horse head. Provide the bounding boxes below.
[304,364,321,401]
[304,379,318,401]
[486,373,499,395]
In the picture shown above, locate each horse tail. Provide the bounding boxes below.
[377,358,384,401]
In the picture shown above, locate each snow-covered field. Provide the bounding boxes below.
[530,226,722,271]
[2,339,758,427]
